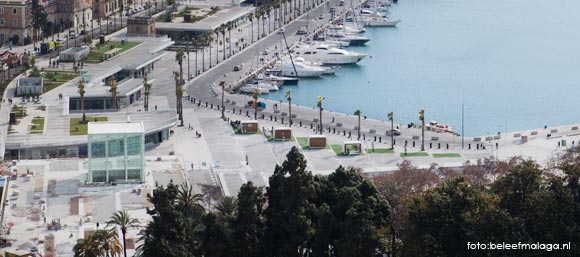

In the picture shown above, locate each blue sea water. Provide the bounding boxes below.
[263,0,580,136]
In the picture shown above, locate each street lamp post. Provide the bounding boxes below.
[419,109,425,151]
[388,112,394,149]
[317,96,324,135]
[286,90,292,127]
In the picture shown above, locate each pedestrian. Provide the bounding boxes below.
[191,163,194,170]
[155,105,157,111]
[558,141,561,147]
[496,142,498,149]
[332,116,335,123]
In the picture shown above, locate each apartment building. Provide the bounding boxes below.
[55,0,92,31]
[92,0,126,22]
[0,0,31,46]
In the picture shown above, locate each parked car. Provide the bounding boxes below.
[263,49,269,55]
[386,129,401,136]
[318,14,325,19]
[296,28,308,35]
[68,33,76,39]
[278,28,285,34]
[79,30,86,35]
[233,65,241,71]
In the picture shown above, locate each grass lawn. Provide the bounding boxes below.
[11,105,27,118]
[331,144,363,156]
[70,117,108,135]
[366,148,394,154]
[41,71,79,93]
[85,41,141,63]
[234,128,262,135]
[29,117,45,134]
[433,153,462,158]
[400,152,430,157]
[267,134,295,142]
[297,137,309,149]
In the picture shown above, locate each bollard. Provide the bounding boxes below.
[394,140,396,145]
[328,127,331,132]
[438,143,440,149]
[405,140,408,146]
[349,131,351,137]
[333,128,336,133]
[343,131,346,136]
[206,102,208,107]
[469,144,471,150]
[270,115,273,121]
[430,142,432,149]
[193,98,196,103]
[446,144,449,149]
[211,104,213,109]
[379,137,382,143]
[300,121,303,127]
[198,102,201,107]
[363,134,365,140]
[275,117,277,122]
[477,144,480,150]
[217,105,220,110]
[374,136,376,141]
[246,110,249,116]
[262,114,265,119]
[412,141,415,147]
[311,123,313,129]
[282,118,284,124]
[233,108,235,113]
[239,110,242,115]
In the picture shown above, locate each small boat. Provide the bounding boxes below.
[428,121,454,132]
[240,84,267,94]
[293,43,367,65]
[257,74,299,85]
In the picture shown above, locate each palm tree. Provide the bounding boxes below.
[220,80,226,118]
[107,209,141,257]
[143,75,152,111]
[93,229,123,257]
[255,9,261,39]
[252,89,259,120]
[227,21,233,57]
[175,49,185,124]
[286,90,292,126]
[207,33,213,68]
[73,233,103,257]
[388,112,394,149]
[317,96,324,135]
[215,196,237,222]
[173,72,184,126]
[220,25,226,61]
[354,110,362,140]
[78,79,86,123]
[248,12,254,43]
[419,109,425,151]
[176,183,205,215]
[109,79,118,109]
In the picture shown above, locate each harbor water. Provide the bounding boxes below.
[263,0,580,136]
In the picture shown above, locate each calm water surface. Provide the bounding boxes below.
[263,0,580,136]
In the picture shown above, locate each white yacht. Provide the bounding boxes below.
[257,73,299,85]
[272,57,327,77]
[326,26,370,45]
[293,43,367,65]
[240,84,268,94]
[364,17,401,27]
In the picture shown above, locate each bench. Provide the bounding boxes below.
[473,137,482,142]
[572,126,578,131]
[493,135,501,140]
[551,129,558,133]
[531,131,538,136]
[412,135,420,140]
[369,129,376,134]
[336,123,343,127]
[431,137,439,141]
[514,133,521,138]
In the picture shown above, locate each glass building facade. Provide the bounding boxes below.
[88,124,145,183]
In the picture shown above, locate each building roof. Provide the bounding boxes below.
[88,121,145,135]
[156,5,254,32]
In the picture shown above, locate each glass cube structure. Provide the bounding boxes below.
[88,122,145,182]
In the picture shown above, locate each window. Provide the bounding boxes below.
[12,8,16,14]
[12,19,17,27]
[0,7,4,14]
[0,19,4,27]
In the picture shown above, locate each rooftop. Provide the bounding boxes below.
[88,121,145,135]
[156,5,254,32]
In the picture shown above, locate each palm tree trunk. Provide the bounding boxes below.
[358,115,361,140]
[319,108,322,135]
[122,231,128,257]
[222,34,226,60]
[288,99,292,126]
[229,30,232,56]
[391,120,394,149]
